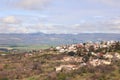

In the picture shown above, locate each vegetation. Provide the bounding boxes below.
[0,49,119,80]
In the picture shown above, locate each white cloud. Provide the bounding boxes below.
[3,0,52,10]
[1,16,20,24]
[0,0,53,10]
[0,23,29,33]
[0,15,120,34]
[28,24,64,33]
[90,0,120,7]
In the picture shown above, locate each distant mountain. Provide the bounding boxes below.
[0,33,120,46]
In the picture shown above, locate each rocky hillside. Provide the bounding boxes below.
[0,41,120,80]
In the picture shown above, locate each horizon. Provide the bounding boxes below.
[0,0,120,34]
[0,32,120,35]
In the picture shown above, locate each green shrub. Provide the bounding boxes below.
[0,78,9,80]
[27,77,38,80]
[57,73,67,80]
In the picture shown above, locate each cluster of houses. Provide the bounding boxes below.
[56,41,120,54]
[55,41,120,72]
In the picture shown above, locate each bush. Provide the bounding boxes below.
[0,78,9,80]
[57,73,67,80]
[27,76,39,80]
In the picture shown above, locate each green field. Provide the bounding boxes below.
[0,44,55,51]
[11,45,51,50]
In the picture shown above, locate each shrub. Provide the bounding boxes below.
[57,73,67,80]
[0,78,9,80]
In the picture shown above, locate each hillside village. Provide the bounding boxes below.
[55,41,120,71]
[0,41,120,80]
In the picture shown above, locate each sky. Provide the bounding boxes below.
[0,0,120,34]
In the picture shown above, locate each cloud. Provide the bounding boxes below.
[0,23,30,33]
[3,0,52,10]
[90,0,120,7]
[19,0,52,10]
[0,15,47,25]
[28,24,65,33]
[1,16,20,24]
[0,15,120,34]
[0,21,120,34]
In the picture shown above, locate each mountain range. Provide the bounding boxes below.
[0,33,120,46]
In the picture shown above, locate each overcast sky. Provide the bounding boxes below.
[0,0,120,34]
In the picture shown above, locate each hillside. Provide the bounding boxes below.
[0,41,120,80]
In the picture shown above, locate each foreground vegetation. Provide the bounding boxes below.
[0,50,120,80]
